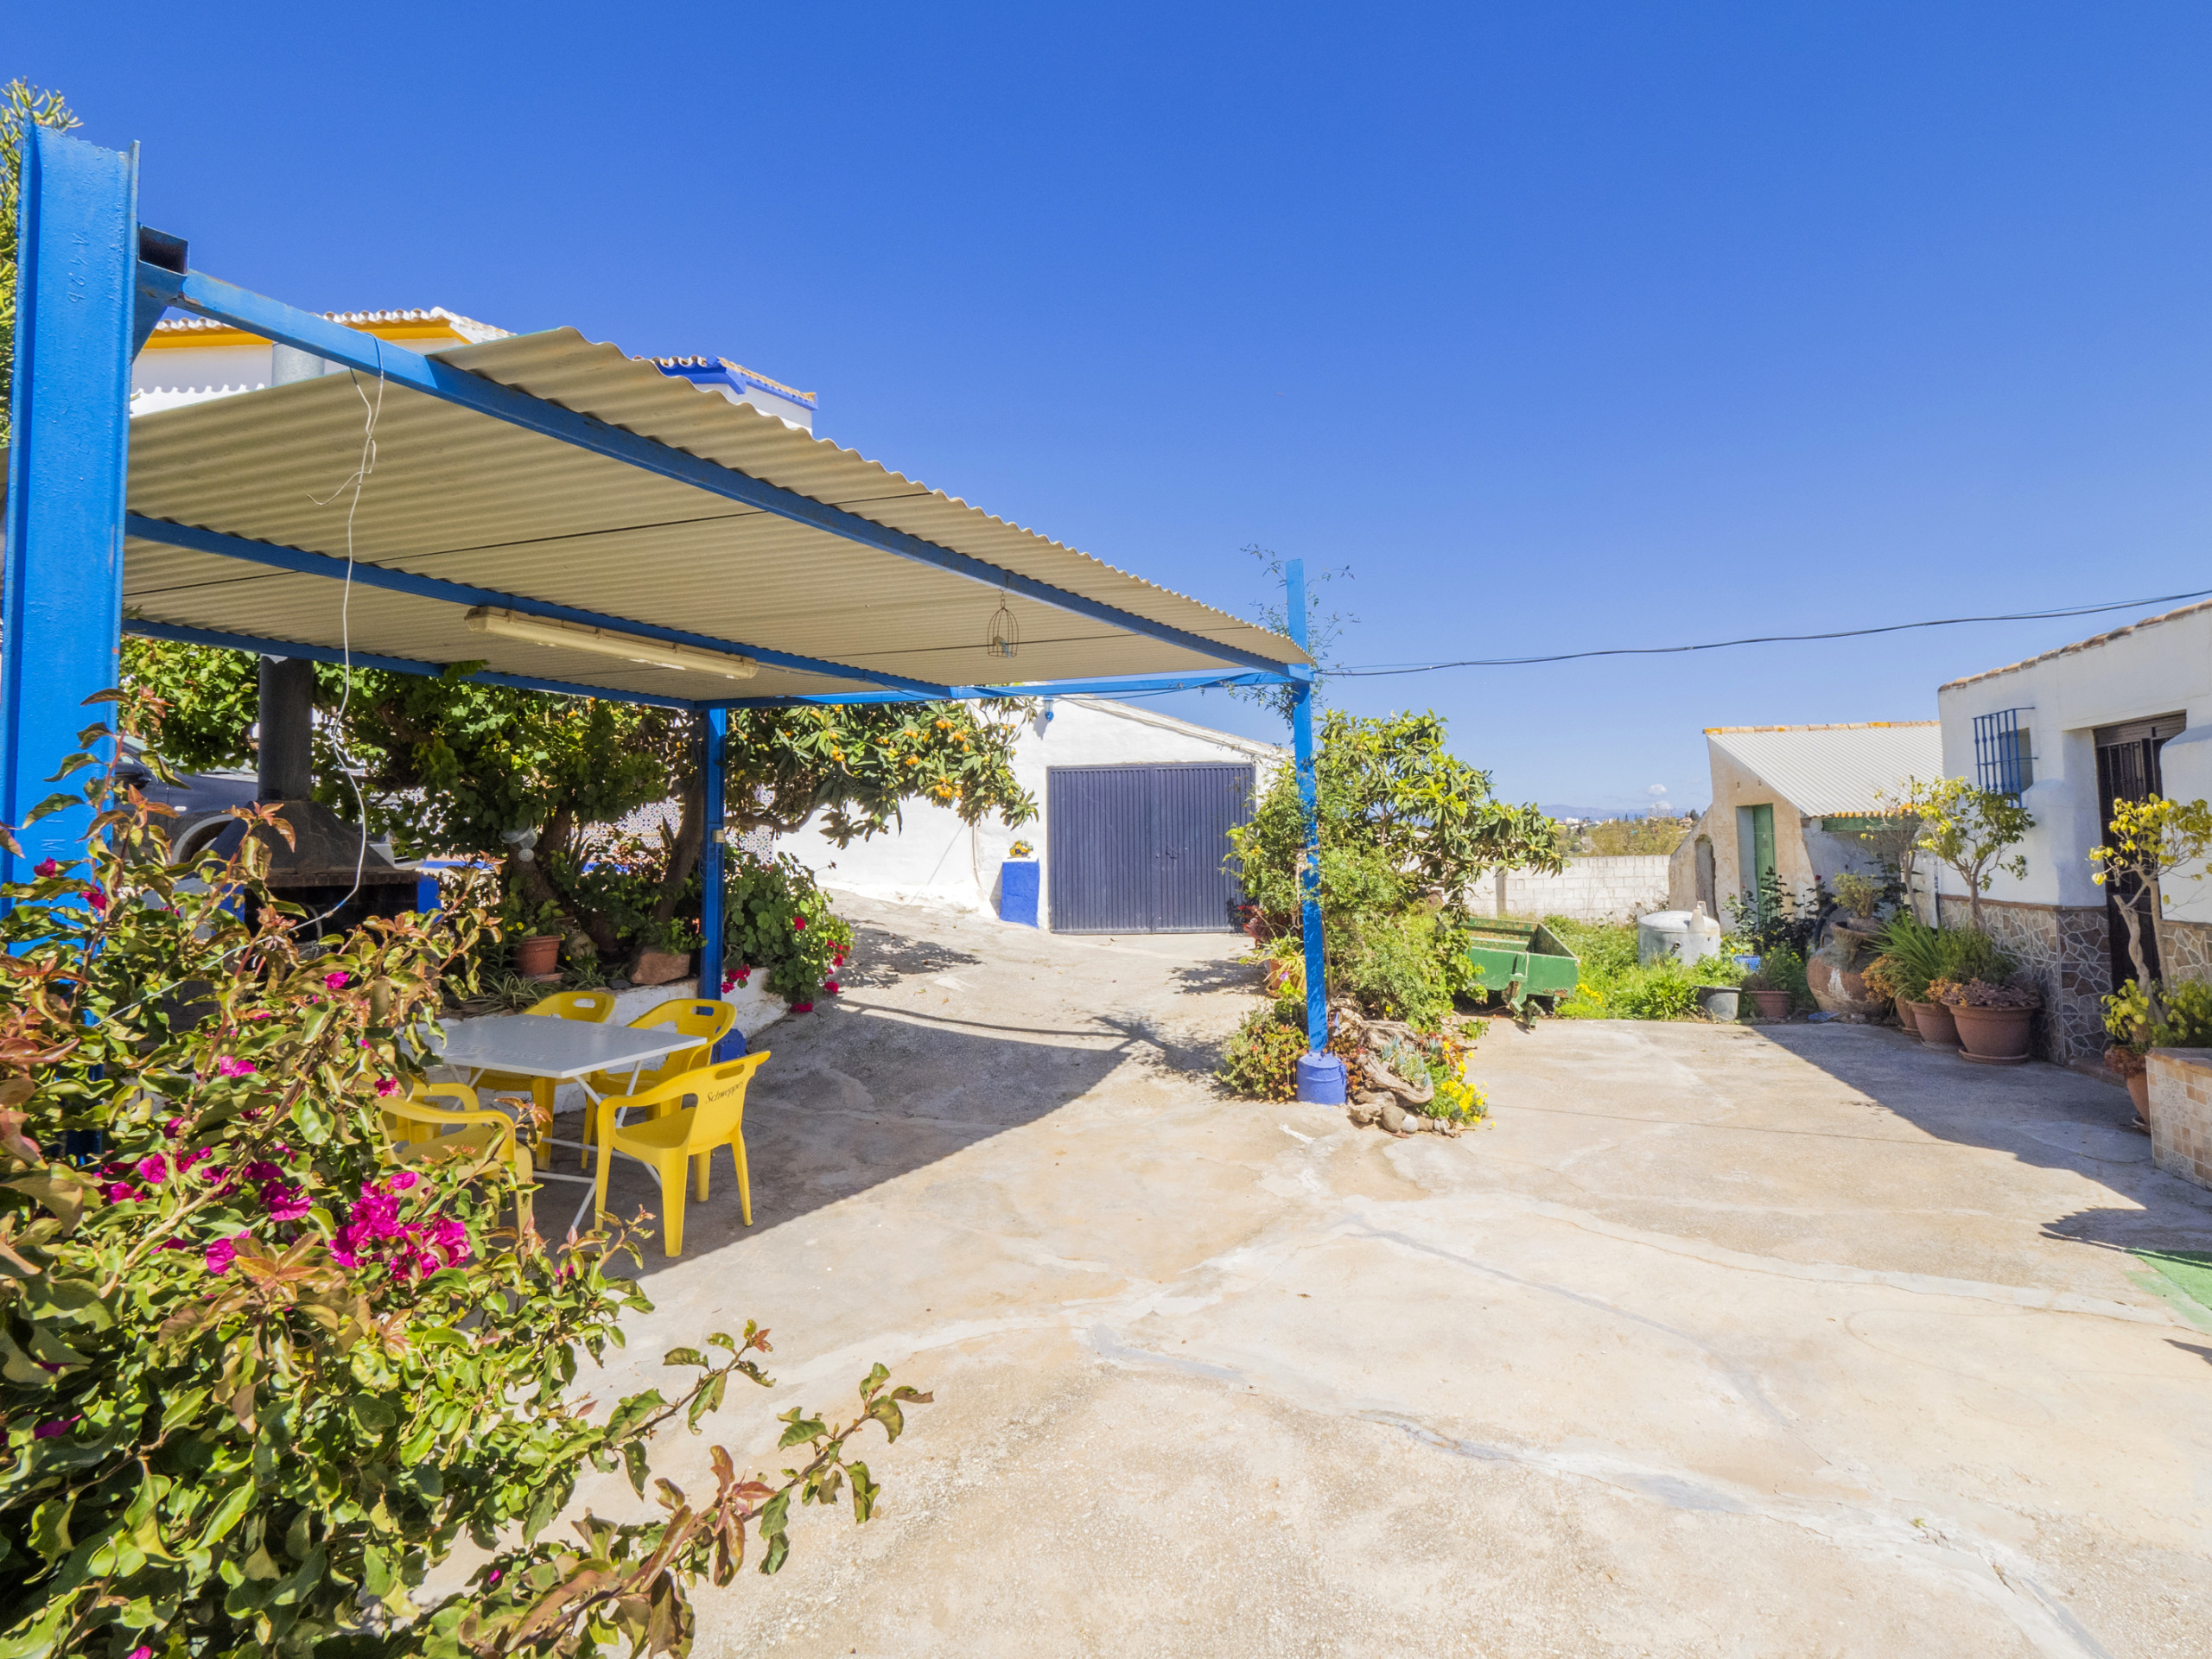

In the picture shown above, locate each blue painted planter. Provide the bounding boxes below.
[999,859,1039,927]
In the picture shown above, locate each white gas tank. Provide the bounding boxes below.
[1637,902,1723,966]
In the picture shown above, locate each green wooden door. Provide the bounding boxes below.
[1736,804,1777,914]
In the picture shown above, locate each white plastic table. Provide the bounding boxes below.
[434,1016,703,1235]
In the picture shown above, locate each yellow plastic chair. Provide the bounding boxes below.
[578,997,738,1164]
[471,988,619,1118]
[591,1052,769,1256]
[380,1080,536,1230]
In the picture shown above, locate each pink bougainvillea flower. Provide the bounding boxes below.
[136,1154,170,1185]
[102,1180,141,1204]
[248,1009,276,1021]
[260,1180,311,1223]
[485,1567,502,1587]
[375,1077,399,1097]
[324,969,351,989]
[205,1237,238,1274]
[32,857,60,879]
[388,1170,418,1192]
[127,1648,153,1659]
[33,1416,80,1440]
[85,887,109,912]
[163,1115,186,1139]
[215,1055,257,1079]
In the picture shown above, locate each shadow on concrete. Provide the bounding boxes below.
[1166,957,1267,997]
[592,995,1138,1283]
[837,919,983,988]
[1755,1025,2212,1257]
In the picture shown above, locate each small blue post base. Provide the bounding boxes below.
[999,859,1039,927]
[1295,1052,1347,1105]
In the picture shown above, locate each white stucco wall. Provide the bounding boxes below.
[1936,603,2212,922]
[775,696,1285,928]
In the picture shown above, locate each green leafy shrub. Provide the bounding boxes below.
[2105,976,2212,1052]
[1547,920,1737,1020]
[1229,712,1560,1031]
[721,853,855,1005]
[0,748,922,1658]
[1217,1006,1306,1100]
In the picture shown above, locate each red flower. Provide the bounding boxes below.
[324,969,351,990]
[792,916,807,931]
[375,1077,399,1097]
[86,887,109,912]
[824,980,841,995]
[791,1001,815,1014]
[32,858,59,879]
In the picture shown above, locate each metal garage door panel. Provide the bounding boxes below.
[1047,762,1255,934]
[1156,764,1254,931]
[1048,766,1155,933]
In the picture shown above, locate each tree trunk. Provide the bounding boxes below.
[2116,891,2164,1028]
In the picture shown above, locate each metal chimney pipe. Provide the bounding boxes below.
[257,657,316,803]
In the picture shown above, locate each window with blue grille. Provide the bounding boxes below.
[1972,709,2034,798]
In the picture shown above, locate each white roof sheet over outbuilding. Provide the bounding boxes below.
[116,327,1307,706]
[1704,721,1942,817]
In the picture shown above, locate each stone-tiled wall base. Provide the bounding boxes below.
[2147,1048,2212,1189]
[1969,899,2110,1065]
[2157,918,2212,982]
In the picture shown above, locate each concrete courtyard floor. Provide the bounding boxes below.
[568,897,2212,1657]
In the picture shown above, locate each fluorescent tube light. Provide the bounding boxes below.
[464,607,759,680]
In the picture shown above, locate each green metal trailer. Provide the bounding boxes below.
[1463,919,1580,1014]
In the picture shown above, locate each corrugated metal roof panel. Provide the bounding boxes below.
[1704,722,1943,817]
[119,328,1305,702]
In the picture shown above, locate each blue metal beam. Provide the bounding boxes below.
[1285,559,1340,1104]
[124,620,702,712]
[3,130,140,885]
[698,707,741,1058]
[124,514,954,698]
[706,666,1300,710]
[136,263,1306,679]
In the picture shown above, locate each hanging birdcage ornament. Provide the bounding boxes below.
[985,589,1020,659]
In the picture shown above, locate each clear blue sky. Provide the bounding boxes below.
[19,4,2212,814]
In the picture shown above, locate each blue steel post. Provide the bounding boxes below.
[1286,562,1342,1103]
[699,709,742,1057]
[1,130,138,884]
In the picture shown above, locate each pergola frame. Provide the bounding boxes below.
[3,129,1341,1099]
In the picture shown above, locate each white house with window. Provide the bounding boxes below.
[1936,598,2212,1063]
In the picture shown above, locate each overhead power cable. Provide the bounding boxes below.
[1331,584,2212,677]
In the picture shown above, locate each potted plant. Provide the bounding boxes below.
[1868,912,1942,1040]
[1937,977,2039,1065]
[1689,950,1745,1022]
[631,918,697,988]
[1000,841,1040,928]
[1827,871,1887,941]
[1740,966,1793,1021]
[2102,980,2153,1127]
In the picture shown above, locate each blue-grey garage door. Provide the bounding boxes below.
[1046,763,1255,933]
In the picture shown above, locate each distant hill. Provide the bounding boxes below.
[1541,804,1708,823]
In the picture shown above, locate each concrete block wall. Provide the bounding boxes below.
[1471,856,1673,924]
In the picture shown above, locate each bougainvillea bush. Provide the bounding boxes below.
[0,732,923,1658]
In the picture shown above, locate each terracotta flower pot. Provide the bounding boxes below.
[2126,1071,2150,1127]
[1906,1000,1959,1049]
[1746,988,1793,1021]
[1951,1002,2035,1065]
[1896,999,1922,1038]
[513,934,561,977]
